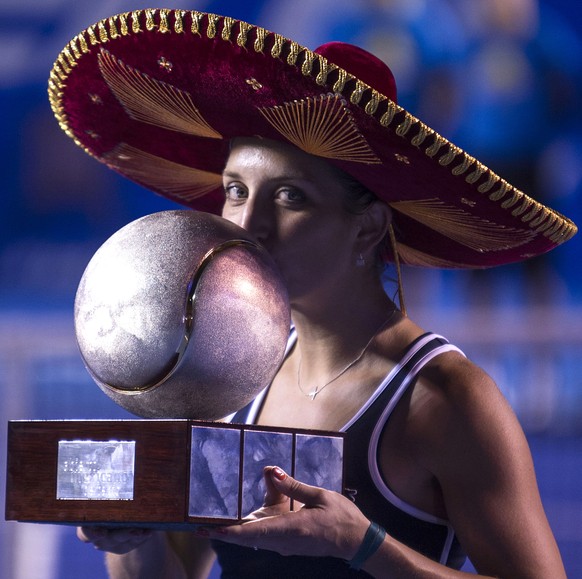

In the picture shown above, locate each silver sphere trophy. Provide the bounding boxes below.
[74,210,290,420]
[6,211,345,527]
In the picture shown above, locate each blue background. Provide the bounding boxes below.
[1,1,581,577]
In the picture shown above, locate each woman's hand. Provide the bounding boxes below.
[77,526,154,555]
[206,466,371,561]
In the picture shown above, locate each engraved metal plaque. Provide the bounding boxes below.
[56,440,136,500]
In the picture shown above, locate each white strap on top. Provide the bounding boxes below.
[340,333,461,432]
[368,340,464,526]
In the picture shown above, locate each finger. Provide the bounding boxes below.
[262,466,290,507]
[77,526,105,543]
[267,467,327,508]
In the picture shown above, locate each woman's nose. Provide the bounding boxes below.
[240,197,268,236]
[239,197,270,242]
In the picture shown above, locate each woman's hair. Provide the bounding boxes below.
[334,169,393,264]
[340,174,379,216]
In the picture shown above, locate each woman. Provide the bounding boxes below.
[51,9,575,577]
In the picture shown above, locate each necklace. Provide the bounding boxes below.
[296,310,397,401]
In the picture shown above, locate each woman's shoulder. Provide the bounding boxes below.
[402,342,524,470]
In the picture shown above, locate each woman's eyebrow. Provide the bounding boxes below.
[222,170,241,178]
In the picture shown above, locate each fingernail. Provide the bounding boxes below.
[272,467,287,480]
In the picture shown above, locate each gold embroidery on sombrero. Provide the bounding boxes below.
[465,163,487,184]
[301,51,317,76]
[391,199,536,252]
[108,16,120,39]
[222,16,236,41]
[395,243,471,268]
[206,13,220,38]
[287,42,301,66]
[98,49,222,139]
[190,11,204,35]
[259,94,381,164]
[144,9,156,31]
[130,10,142,33]
[237,21,253,48]
[158,9,171,33]
[254,27,267,52]
[116,13,129,36]
[104,143,222,202]
[364,90,384,115]
[173,10,185,33]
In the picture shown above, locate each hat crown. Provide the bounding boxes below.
[314,41,398,103]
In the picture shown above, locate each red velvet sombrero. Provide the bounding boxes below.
[48,9,577,268]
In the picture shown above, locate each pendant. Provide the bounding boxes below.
[309,390,318,400]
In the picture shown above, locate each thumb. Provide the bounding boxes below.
[267,466,326,508]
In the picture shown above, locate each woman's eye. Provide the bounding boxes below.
[224,184,247,203]
[276,188,305,204]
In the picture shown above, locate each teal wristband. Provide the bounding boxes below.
[348,521,387,570]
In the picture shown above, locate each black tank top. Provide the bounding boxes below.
[212,332,467,577]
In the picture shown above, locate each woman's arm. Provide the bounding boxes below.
[404,356,566,577]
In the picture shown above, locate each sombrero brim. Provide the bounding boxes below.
[49,9,577,268]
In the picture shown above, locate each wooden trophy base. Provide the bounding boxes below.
[5,419,344,528]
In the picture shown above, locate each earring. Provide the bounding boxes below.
[356,253,366,267]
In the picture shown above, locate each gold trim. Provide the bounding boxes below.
[158,9,171,33]
[143,9,155,31]
[316,57,334,86]
[69,38,81,60]
[438,146,461,167]
[254,27,267,52]
[287,42,300,66]
[190,11,204,35]
[301,50,316,76]
[271,34,285,58]
[206,13,219,39]
[108,16,119,39]
[332,69,349,93]
[130,11,142,34]
[380,101,400,127]
[395,115,414,138]
[477,174,497,193]
[410,125,431,147]
[350,80,367,105]
[173,10,185,34]
[98,49,222,139]
[452,155,474,176]
[396,242,472,268]
[425,138,445,158]
[98,21,108,43]
[499,188,521,208]
[104,143,223,202]
[237,21,253,47]
[259,94,381,164]
[465,162,487,184]
[391,199,536,252]
[221,16,235,41]
[364,90,383,115]
[512,198,534,217]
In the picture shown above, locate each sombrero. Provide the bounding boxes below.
[48,8,577,268]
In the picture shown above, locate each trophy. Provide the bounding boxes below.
[5,211,345,527]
